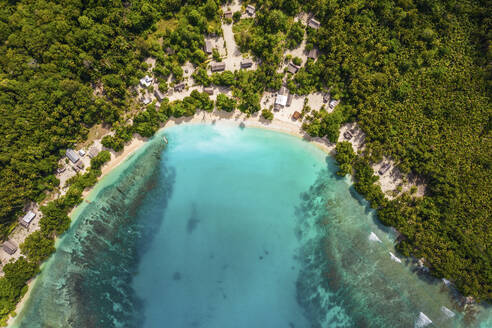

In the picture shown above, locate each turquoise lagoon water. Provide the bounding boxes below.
[11,124,492,328]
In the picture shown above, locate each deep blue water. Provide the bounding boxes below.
[11,124,492,328]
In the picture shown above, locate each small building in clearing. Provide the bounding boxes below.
[287,63,299,74]
[204,40,213,54]
[20,211,36,228]
[240,58,253,69]
[88,147,99,159]
[154,89,166,102]
[307,49,318,60]
[286,93,293,107]
[203,87,214,95]
[308,18,320,29]
[2,240,17,255]
[292,111,301,120]
[224,10,233,20]
[323,93,330,103]
[211,62,226,72]
[78,149,86,157]
[275,94,288,111]
[378,163,391,175]
[142,96,151,105]
[246,5,255,16]
[66,148,80,163]
[174,82,186,92]
[329,99,339,109]
[139,75,153,88]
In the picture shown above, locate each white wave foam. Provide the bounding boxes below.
[389,252,402,263]
[369,232,382,243]
[415,312,432,328]
[441,306,455,318]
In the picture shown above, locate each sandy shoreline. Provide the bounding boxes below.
[164,109,336,153]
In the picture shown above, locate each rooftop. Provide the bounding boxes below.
[66,148,80,163]
[308,18,320,29]
[307,49,318,59]
[140,75,153,88]
[246,5,255,15]
[22,211,36,224]
[287,63,299,74]
[204,40,212,54]
[211,62,226,72]
[275,94,288,107]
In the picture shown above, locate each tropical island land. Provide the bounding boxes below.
[0,0,490,326]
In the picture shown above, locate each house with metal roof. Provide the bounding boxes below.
[2,240,17,255]
[308,18,320,29]
[329,99,339,109]
[20,211,36,228]
[275,94,288,110]
[154,89,166,102]
[139,75,153,88]
[66,149,80,163]
[211,62,226,72]
[142,95,151,105]
[307,49,318,60]
[246,5,255,15]
[378,163,391,175]
[174,82,186,92]
[88,147,99,159]
[286,93,293,107]
[204,40,213,54]
[240,58,253,68]
[287,63,299,74]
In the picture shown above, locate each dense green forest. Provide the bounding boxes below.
[297,0,492,301]
[0,0,490,320]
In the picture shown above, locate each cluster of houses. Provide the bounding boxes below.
[140,73,187,105]
[210,58,252,73]
[223,3,254,20]
[140,75,154,104]
[64,146,99,174]
[1,13,331,259]
[66,148,85,172]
